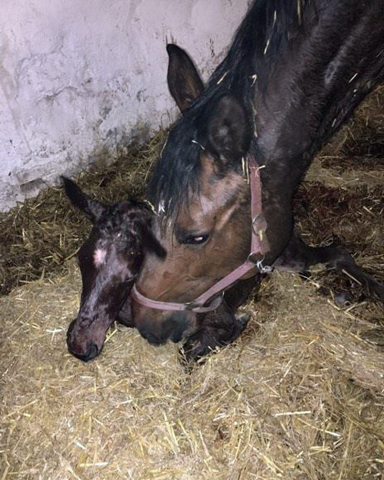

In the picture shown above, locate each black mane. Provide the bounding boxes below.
[148,110,204,220]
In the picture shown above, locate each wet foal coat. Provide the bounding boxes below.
[62,177,165,361]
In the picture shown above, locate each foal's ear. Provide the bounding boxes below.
[167,44,204,113]
[61,176,106,223]
[138,222,166,260]
[207,94,252,161]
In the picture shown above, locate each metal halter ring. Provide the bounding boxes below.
[256,256,273,274]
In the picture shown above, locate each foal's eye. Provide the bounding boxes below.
[181,234,209,246]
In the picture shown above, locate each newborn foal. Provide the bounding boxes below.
[62,177,165,361]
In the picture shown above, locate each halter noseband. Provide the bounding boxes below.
[131,154,270,313]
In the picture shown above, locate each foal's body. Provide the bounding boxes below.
[132,0,384,347]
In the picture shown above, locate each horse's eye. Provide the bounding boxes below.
[182,234,209,245]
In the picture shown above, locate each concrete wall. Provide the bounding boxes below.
[0,0,250,211]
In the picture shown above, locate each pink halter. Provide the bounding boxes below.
[131,154,270,313]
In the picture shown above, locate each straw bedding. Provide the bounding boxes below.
[1,87,384,479]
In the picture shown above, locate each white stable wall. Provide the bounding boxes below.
[0,0,250,211]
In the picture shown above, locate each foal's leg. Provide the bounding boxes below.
[181,277,258,362]
[274,234,384,301]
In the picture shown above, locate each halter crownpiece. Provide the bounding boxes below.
[131,153,270,313]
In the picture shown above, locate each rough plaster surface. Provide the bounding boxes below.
[0,0,250,211]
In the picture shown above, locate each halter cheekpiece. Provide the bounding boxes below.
[131,153,270,313]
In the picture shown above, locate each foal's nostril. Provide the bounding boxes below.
[67,341,100,362]
[85,342,99,361]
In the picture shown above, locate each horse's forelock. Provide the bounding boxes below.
[149,117,205,224]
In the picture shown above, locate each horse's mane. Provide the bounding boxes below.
[149,0,315,221]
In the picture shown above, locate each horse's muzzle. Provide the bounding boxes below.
[137,311,193,345]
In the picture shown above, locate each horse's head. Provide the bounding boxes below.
[62,177,165,361]
[133,45,256,345]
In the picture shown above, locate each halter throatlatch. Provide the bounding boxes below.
[131,154,270,313]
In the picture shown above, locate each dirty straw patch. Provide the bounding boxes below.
[1,265,384,480]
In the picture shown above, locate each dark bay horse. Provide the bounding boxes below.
[62,177,165,361]
[132,0,384,347]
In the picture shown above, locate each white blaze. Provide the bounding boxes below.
[93,248,107,267]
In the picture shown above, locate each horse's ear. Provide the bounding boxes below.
[61,176,106,223]
[167,44,204,113]
[207,94,252,161]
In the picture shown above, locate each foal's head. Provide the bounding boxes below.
[133,46,256,345]
[63,177,165,361]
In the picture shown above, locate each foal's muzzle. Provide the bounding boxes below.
[66,319,101,362]
[68,341,100,362]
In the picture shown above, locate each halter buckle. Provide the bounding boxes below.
[185,293,224,312]
[185,301,198,311]
[252,213,267,237]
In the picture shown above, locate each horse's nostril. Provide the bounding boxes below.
[139,329,162,346]
[164,313,190,344]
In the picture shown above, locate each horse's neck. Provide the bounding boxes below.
[245,0,384,194]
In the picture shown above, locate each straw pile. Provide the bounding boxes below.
[1,87,384,479]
